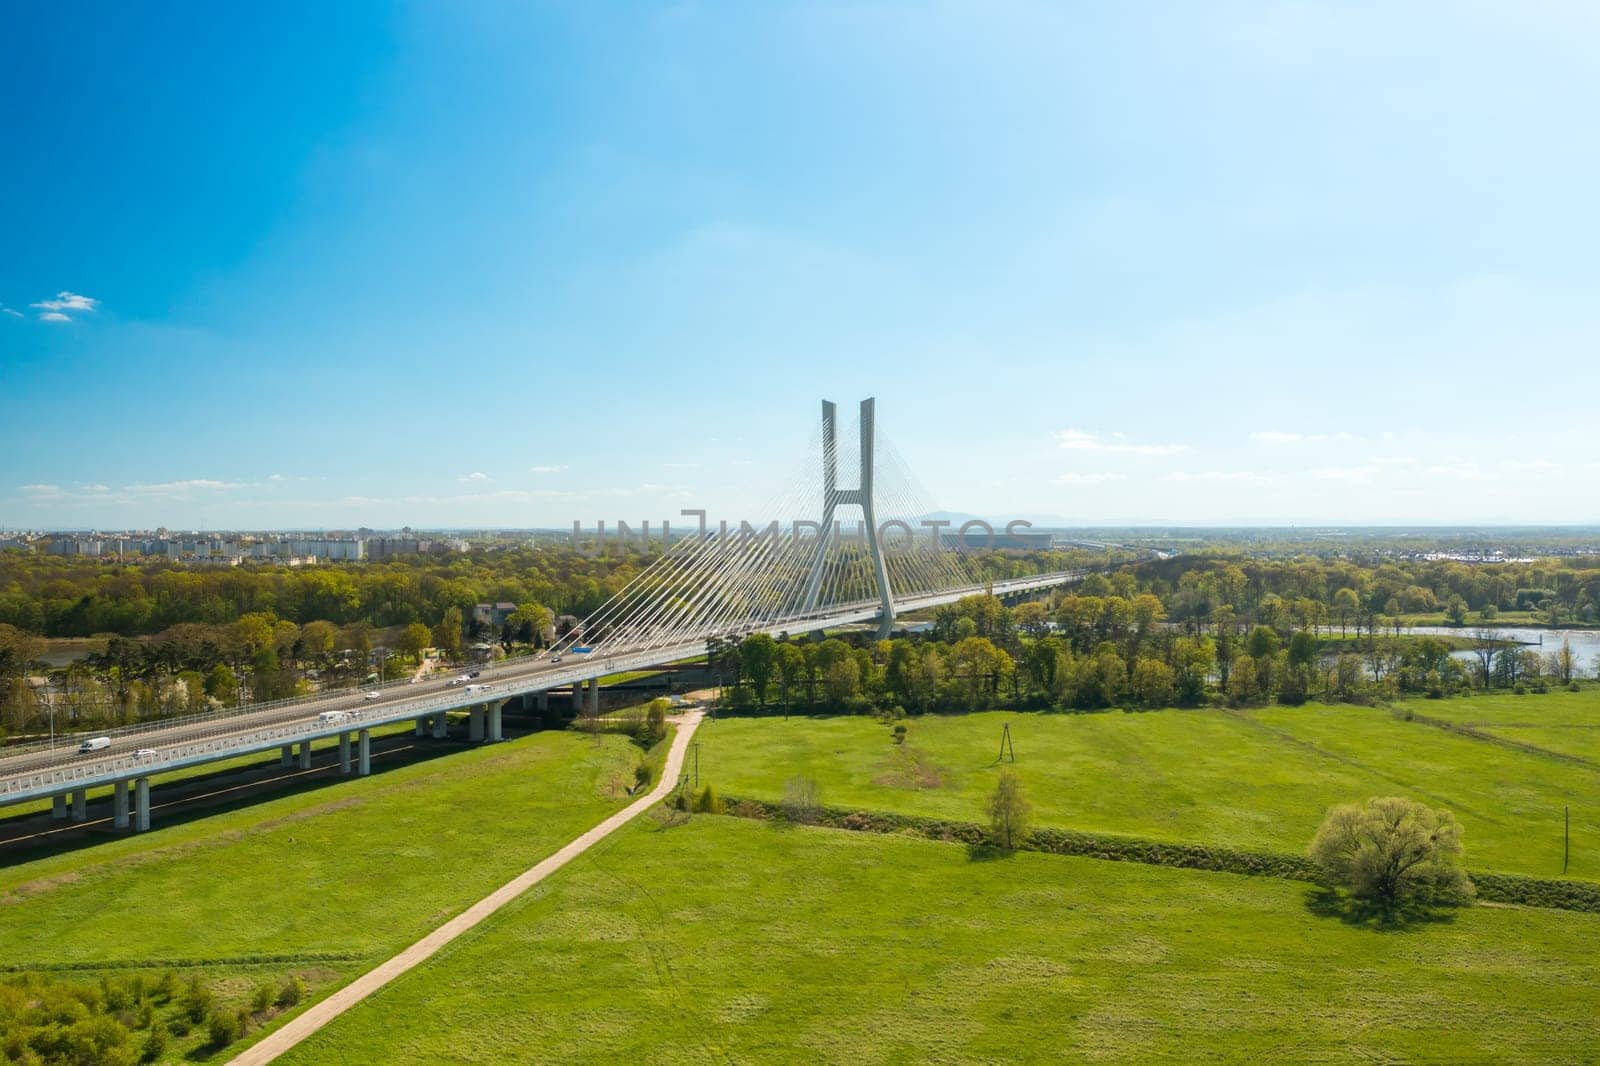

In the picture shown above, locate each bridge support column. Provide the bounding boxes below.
[114,780,130,829]
[51,793,68,820]
[358,729,371,775]
[281,744,293,768]
[489,701,503,742]
[134,777,150,832]
[586,678,600,716]
[415,717,426,737]
[536,691,549,713]
[71,788,87,822]
[432,712,448,739]
[298,740,312,770]
[339,732,352,774]
[469,705,485,742]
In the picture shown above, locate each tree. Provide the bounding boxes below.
[396,622,431,663]
[300,619,336,665]
[1309,796,1473,910]
[986,770,1033,849]
[1130,658,1175,707]
[739,633,779,706]
[433,606,464,661]
[1332,588,1360,638]
[1445,596,1469,626]
[645,698,669,744]
[781,776,821,824]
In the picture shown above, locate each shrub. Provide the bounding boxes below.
[986,770,1033,850]
[644,699,669,744]
[207,1007,242,1048]
[892,724,908,744]
[251,980,275,1013]
[276,975,306,1009]
[1309,796,1474,909]
[182,977,213,1023]
[141,1022,169,1063]
[780,777,821,825]
[692,784,725,814]
[1570,682,1582,693]
[154,971,178,1003]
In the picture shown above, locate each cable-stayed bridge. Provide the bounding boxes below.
[0,399,1083,831]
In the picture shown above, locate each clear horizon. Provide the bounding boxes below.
[5,4,1599,529]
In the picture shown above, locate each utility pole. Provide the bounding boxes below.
[1564,805,1570,876]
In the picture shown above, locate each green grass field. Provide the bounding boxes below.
[278,815,1600,1065]
[0,728,646,1059]
[1402,688,1600,763]
[695,698,1598,879]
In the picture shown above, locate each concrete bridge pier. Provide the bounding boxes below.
[298,739,312,770]
[536,691,549,713]
[114,780,130,829]
[586,678,600,716]
[415,717,427,738]
[71,788,87,822]
[431,711,448,740]
[488,700,504,742]
[339,732,352,774]
[469,705,485,742]
[134,777,150,832]
[358,728,371,775]
[281,744,293,768]
[51,794,67,820]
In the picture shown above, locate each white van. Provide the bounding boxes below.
[78,736,111,754]
[317,711,349,725]
[463,683,487,696]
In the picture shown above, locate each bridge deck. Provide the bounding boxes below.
[0,571,1077,810]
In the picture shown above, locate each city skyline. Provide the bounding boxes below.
[5,3,1599,528]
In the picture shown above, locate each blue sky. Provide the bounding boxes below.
[4,2,1599,529]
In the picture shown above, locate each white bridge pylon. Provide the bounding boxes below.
[557,397,996,656]
[802,398,895,637]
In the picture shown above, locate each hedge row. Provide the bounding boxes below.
[723,798,1600,913]
[0,949,370,974]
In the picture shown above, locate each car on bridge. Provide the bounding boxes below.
[78,736,111,754]
[364,691,381,700]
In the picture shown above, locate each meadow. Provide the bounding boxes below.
[695,693,1599,879]
[0,729,645,1059]
[277,815,1600,1065]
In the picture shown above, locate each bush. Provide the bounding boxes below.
[780,777,821,825]
[182,977,213,1023]
[154,971,179,1003]
[1570,682,1582,693]
[251,980,275,1013]
[692,784,725,814]
[892,724,907,744]
[141,1022,169,1063]
[207,1008,242,1048]
[276,975,306,1009]
[1309,796,1474,909]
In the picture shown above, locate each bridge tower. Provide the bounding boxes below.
[801,397,895,637]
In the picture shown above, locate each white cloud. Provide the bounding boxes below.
[529,465,567,474]
[661,462,700,470]
[1308,465,1380,483]
[1160,470,1265,482]
[2,307,22,319]
[1250,430,1359,445]
[124,479,243,494]
[1052,472,1126,485]
[268,473,286,482]
[19,483,63,496]
[1497,459,1558,472]
[457,472,491,482]
[30,291,99,322]
[730,459,754,467]
[32,291,99,313]
[1054,429,1187,455]
[1422,461,1485,480]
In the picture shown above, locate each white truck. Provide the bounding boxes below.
[78,736,111,754]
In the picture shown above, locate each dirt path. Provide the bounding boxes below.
[230,711,705,1065]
